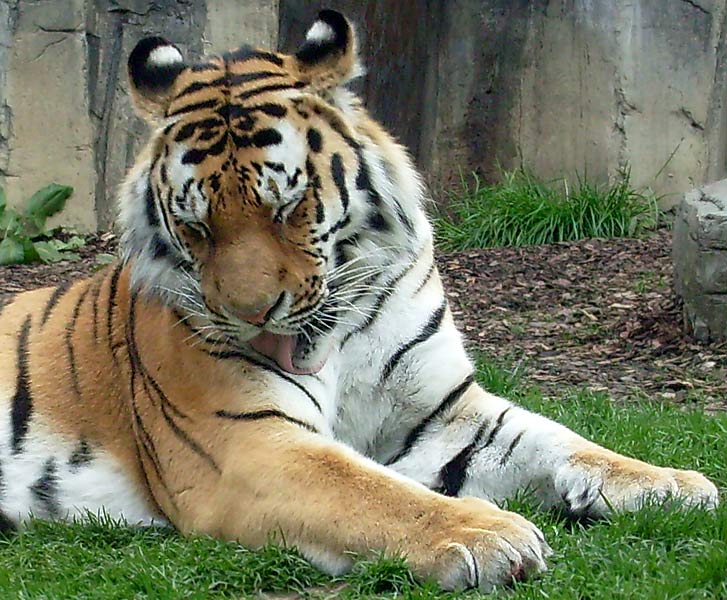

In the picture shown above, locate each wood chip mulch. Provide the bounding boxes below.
[437,228,727,411]
[1,229,724,410]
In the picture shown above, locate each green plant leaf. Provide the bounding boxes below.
[22,237,40,262]
[33,240,67,263]
[0,187,6,215]
[0,208,21,238]
[24,183,73,233]
[95,253,116,266]
[0,236,25,265]
[49,235,86,251]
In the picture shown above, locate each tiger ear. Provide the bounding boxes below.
[295,10,363,90]
[128,37,186,122]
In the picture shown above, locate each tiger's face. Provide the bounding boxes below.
[150,88,330,331]
[118,12,415,374]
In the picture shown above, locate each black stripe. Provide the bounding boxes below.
[381,300,447,381]
[224,46,284,67]
[229,71,285,86]
[312,214,350,244]
[124,310,175,513]
[483,407,511,448]
[181,136,228,165]
[252,128,282,148]
[413,262,436,295]
[174,117,224,143]
[437,421,489,497]
[307,128,323,153]
[190,61,218,73]
[159,188,182,254]
[385,374,475,466]
[0,511,15,533]
[368,209,389,231]
[41,282,72,327]
[166,98,218,117]
[500,431,525,466]
[130,374,169,495]
[68,439,93,471]
[160,395,220,473]
[30,458,60,518]
[150,233,173,260]
[145,184,160,227]
[235,81,304,103]
[207,350,322,413]
[126,295,200,421]
[312,105,360,150]
[66,286,90,402]
[11,317,33,455]
[131,432,168,519]
[340,257,420,347]
[216,409,317,433]
[136,408,174,507]
[330,153,349,212]
[248,103,288,118]
[91,275,103,343]
[176,76,227,97]
[437,407,512,496]
[107,264,123,349]
[393,200,415,236]
[127,294,220,473]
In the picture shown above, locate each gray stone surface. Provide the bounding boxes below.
[673,179,727,341]
[281,1,727,209]
[0,0,278,231]
[427,0,727,207]
[3,2,727,229]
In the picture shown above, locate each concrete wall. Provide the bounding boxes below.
[1,1,726,231]
[0,0,278,231]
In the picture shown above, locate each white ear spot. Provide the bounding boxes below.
[148,45,184,67]
[306,20,336,43]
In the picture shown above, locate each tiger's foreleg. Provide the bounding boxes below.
[387,381,719,517]
[172,418,550,592]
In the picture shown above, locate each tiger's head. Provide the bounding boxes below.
[119,10,428,375]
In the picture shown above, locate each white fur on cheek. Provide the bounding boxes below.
[259,121,308,207]
[117,146,202,306]
[148,45,183,67]
[166,147,209,222]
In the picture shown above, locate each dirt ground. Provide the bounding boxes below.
[438,228,727,411]
[1,229,725,410]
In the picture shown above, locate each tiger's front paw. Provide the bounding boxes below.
[555,447,719,518]
[411,497,551,592]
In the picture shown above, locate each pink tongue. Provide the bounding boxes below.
[250,331,321,375]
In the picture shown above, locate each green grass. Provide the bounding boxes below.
[1,361,725,599]
[435,170,661,251]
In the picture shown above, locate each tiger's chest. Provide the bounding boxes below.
[328,279,450,460]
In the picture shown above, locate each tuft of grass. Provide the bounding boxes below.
[0,360,724,599]
[435,169,661,251]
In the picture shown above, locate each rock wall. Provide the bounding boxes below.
[282,1,727,208]
[673,180,727,341]
[0,0,278,231]
[2,2,727,230]
[436,0,727,207]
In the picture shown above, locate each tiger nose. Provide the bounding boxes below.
[238,293,285,325]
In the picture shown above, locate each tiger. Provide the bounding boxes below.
[0,9,718,592]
